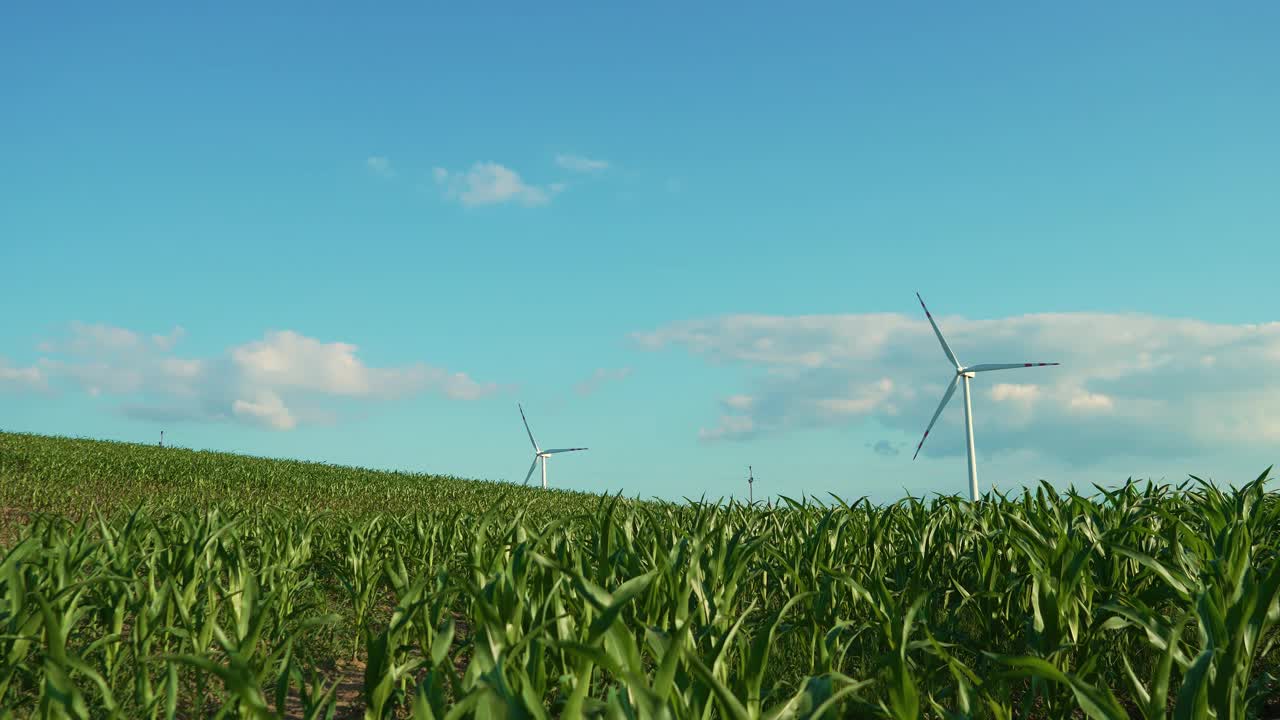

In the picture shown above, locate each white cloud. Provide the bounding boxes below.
[991,383,1041,404]
[817,378,895,417]
[233,391,296,430]
[36,323,202,399]
[430,369,498,401]
[44,322,144,354]
[635,311,1280,464]
[152,327,186,351]
[34,323,501,431]
[555,154,609,173]
[366,156,394,178]
[0,358,45,392]
[700,414,755,442]
[575,367,633,397]
[432,162,561,207]
[696,394,765,441]
[231,331,425,398]
[1069,390,1114,413]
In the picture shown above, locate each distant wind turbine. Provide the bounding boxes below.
[912,293,1060,502]
[747,465,755,504]
[519,404,588,489]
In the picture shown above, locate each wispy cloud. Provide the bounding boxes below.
[34,323,501,431]
[699,413,755,442]
[432,162,561,207]
[555,154,609,173]
[634,311,1280,464]
[0,358,45,392]
[366,156,395,178]
[574,367,632,397]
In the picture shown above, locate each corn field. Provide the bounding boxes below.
[1,432,1278,718]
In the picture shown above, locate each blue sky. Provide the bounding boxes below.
[3,2,1278,502]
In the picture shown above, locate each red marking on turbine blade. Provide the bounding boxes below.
[914,424,930,459]
[1024,363,1032,367]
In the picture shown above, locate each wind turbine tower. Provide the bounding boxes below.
[747,465,755,504]
[519,404,588,490]
[912,293,1060,502]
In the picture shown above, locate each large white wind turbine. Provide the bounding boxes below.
[912,293,1059,501]
[519,404,588,490]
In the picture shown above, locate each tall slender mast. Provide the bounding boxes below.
[961,373,978,501]
[748,465,754,503]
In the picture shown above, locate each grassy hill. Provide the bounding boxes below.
[1,430,1278,718]
[0,431,612,526]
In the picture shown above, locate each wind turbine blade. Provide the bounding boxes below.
[518,403,540,451]
[913,375,959,460]
[964,362,1060,373]
[916,292,961,369]
[523,456,539,485]
[543,447,588,454]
